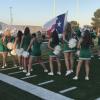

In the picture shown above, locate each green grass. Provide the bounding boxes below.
[0,56,100,100]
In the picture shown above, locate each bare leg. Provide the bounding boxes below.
[70,52,73,70]
[27,56,33,73]
[49,57,53,72]
[64,52,70,71]
[56,57,61,73]
[2,52,7,67]
[85,60,90,77]
[76,60,83,77]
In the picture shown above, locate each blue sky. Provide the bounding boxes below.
[0,0,100,27]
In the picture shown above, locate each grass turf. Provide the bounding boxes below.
[0,53,100,99]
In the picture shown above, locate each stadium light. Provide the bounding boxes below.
[76,0,80,23]
[53,0,56,17]
[9,6,13,26]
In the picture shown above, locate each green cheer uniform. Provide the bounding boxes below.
[48,39,56,57]
[0,36,4,52]
[79,43,91,60]
[21,35,31,51]
[31,40,41,57]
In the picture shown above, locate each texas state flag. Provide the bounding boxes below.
[43,13,67,37]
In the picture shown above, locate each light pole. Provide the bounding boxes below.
[53,0,56,17]
[76,0,80,23]
[9,6,13,26]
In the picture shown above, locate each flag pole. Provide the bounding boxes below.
[63,11,68,31]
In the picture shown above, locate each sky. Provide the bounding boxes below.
[0,0,100,27]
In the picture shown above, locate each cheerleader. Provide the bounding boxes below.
[20,27,31,73]
[13,30,23,69]
[48,30,61,76]
[73,30,92,80]
[2,29,15,68]
[63,22,74,76]
[26,33,48,76]
[0,34,4,67]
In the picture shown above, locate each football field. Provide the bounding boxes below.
[0,56,100,100]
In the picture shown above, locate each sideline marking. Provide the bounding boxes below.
[8,71,23,75]
[59,87,77,94]
[38,80,54,86]
[0,73,73,100]
[21,75,37,80]
[0,66,17,71]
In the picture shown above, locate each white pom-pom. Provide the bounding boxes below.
[76,50,80,56]
[11,50,16,56]
[53,45,61,56]
[7,42,13,50]
[68,38,77,48]
[22,51,29,58]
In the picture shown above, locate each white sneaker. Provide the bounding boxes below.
[85,76,89,80]
[23,70,27,73]
[48,72,54,75]
[26,72,30,76]
[73,76,78,80]
[57,72,61,75]
[5,64,7,67]
[2,66,5,69]
[44,69,48,72]
[19,67,23,70]
[65,70,71,76]
[14,64,17,67]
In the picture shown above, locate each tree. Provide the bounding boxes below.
[70,21,79,30]
[91,9,100,30]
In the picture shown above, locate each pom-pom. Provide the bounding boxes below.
[53,45,61,56]
[68,38,77,48]
[11,50,16,56]
[76,50,80,56]
[7,42,13,50]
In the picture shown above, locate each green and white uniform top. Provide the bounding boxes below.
[79,42,91,60]
[21,34,31,51]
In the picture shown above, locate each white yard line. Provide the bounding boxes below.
[0,73,73,100]
[96,98,100,100]
[38,80,54,86]
[32,59,64,66]
[59,87,77,94]
[0,66,17,71]
[8,71,23,75]
[32,61,48,66]
[21,75,37,80]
